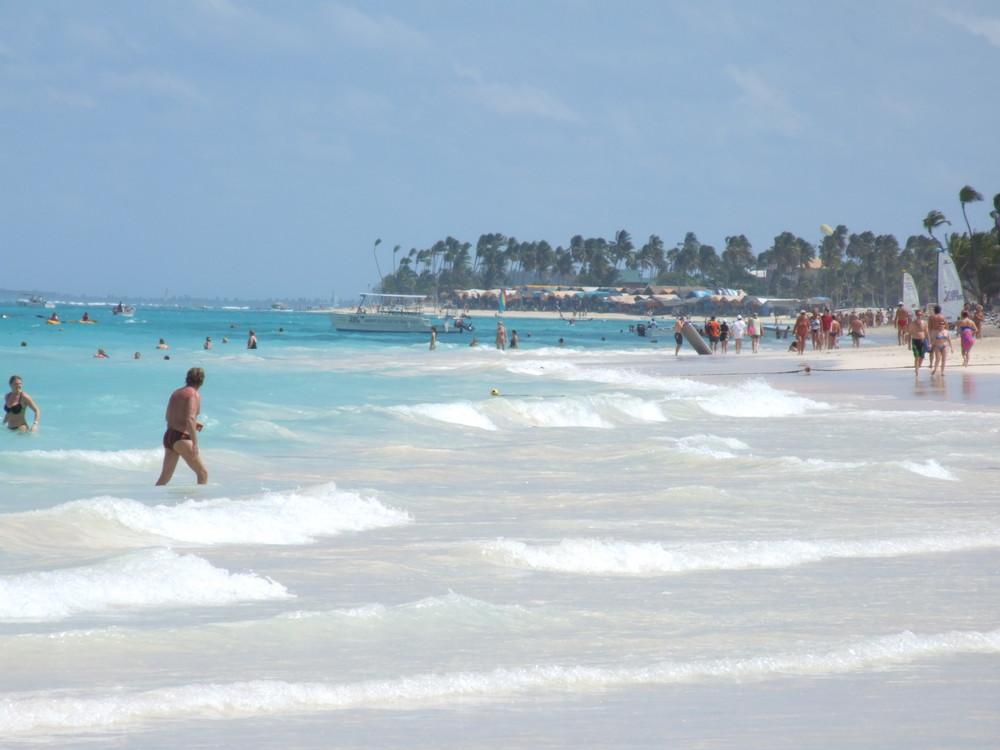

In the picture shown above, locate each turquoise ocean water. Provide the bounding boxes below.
[1,303,998,747]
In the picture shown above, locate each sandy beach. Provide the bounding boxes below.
[489,309,1000,376]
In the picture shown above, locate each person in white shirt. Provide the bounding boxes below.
[730,315,747,354]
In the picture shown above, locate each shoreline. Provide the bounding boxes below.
[487,310,1000,374]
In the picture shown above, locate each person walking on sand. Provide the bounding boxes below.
[828,315,842,349]
[748,313,762,353]
[155,367,208,485]
[908,309,929,377]
[809,310,822,350]
[794,311,810,354]
[930,324,954,376]
[927,305,947,370]
[957,310,977,367]
[4,375,40,432]
[731,315,746,354]
[704,316,721,353]
[894,303,911,345]
[848,313,865,348]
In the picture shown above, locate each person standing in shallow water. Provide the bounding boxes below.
[429,326,437,350]
[247,330,258,349]
[957,310,977,367]
[156,367,208,485]
[495,321,507,350]
[926,305,947,370]
[908,309,929,378]
[4,375,40,432]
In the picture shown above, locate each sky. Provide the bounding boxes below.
[2,0,998,303]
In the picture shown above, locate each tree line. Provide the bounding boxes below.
[376,187,1000,309]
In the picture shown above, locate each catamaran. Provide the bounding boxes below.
[16,295,55,309]
[328,293,472,333]
[901,271,920,314]
[937,248,965,321]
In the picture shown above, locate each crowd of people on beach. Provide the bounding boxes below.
[895,302,985,377]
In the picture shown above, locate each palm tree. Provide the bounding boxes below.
[373,238,383,286]
[959,186,984,290]
[637,235,665,283]
[959,185,983,238]
[873,234,901,307]
[698,243,721,284]
[670,232,701,277]
[553,246,575,284]
[922,210,951,249]
[992,193,1000,235]
[609,230,635,274]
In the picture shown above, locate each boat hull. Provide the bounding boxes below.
[329,311,452,333]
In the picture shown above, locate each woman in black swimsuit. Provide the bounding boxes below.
[3,375,40,432]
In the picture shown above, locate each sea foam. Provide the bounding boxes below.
[386,393,672,432]
[0,548,290,621]
[13,448,159,469]
[2,628,996,733]
[12,482,411,546]
[478,533,1000,574]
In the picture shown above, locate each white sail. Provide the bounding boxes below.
[901,271,920,313]
[936,249,965,321]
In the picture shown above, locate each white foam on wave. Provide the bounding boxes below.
[507,362,828,419]
[385,392,671,432]
[0,548,290,622]
[229,420,299,439]
[696,379,829,418]
[675,434,750,460]
[478,533,1000,574]
[13,448,159,469]
[2,628,996,733]
[279,590,532,631]
[389,401,499,430]
[899,459,958,481]
[15,482,411,546]
[506,359,705,394]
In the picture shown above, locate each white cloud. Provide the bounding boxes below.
[102,69,204,102]
[452,64,581,123]
[725,65,805,137]
[939,9,1000,47]
[323,3,429,51]
[47,88,97,109]
[462,80,583,123]
[190,0,305,48]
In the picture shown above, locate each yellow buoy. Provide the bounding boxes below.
[490,389,500,396]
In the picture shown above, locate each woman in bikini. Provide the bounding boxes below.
[3,375,40,432]
[930,325,954,376]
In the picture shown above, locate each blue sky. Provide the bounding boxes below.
[2,0,998,302]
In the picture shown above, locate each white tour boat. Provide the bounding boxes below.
[329,293,472,334]
[17,296,55,309]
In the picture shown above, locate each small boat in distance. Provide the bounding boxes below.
[112,302,135,316]
[271,301,291,311]
[329,293,471,334]
[17,295,55,309]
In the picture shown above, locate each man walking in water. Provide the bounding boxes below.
[156,367,208,485]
